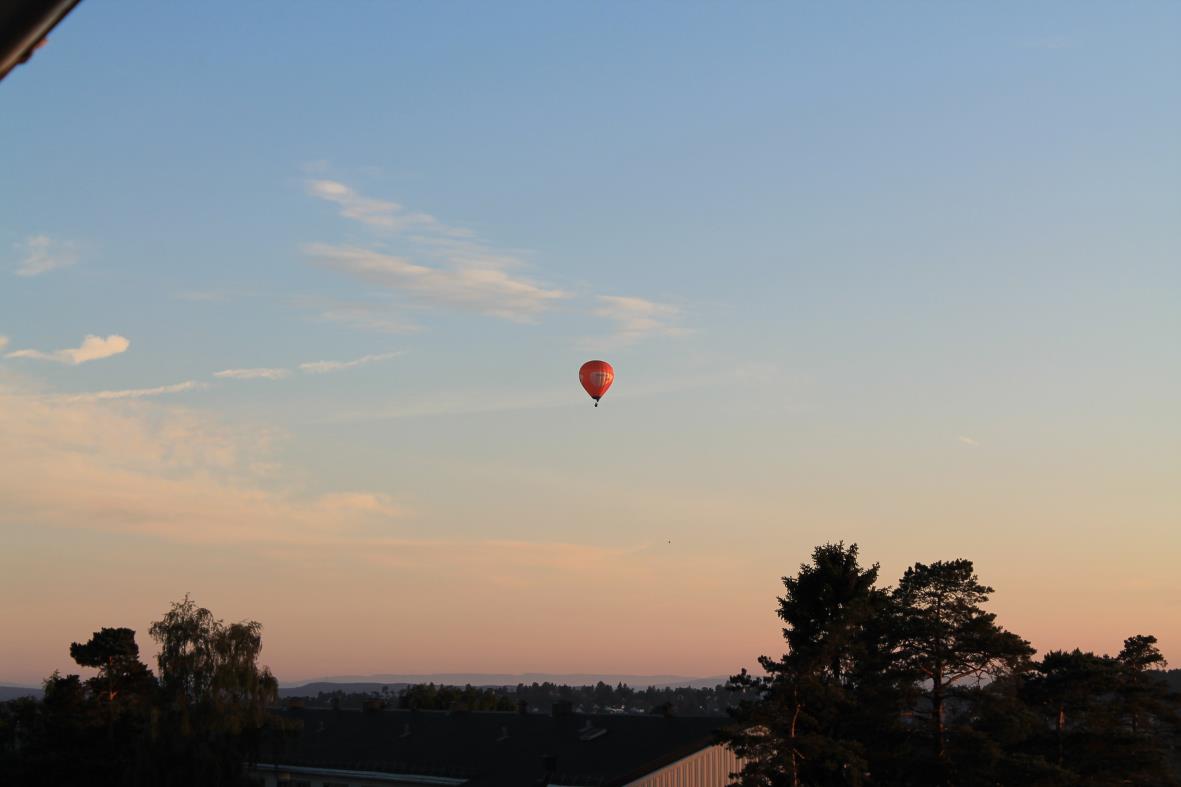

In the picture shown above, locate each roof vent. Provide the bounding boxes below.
[496,725,509,742]
[400,723,412,738]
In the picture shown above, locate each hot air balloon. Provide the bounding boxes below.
[579,360,614,407]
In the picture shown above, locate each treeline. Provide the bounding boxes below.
[291,681,751,716]
[0,597,283,787]
[501,681,751,716]
[4,545,1180,786]
[722,543,1181,786]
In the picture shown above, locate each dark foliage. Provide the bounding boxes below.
[0,597,284,787]
[720,543,1181,786]
[286,680,753,716]
[3,548,1179,787]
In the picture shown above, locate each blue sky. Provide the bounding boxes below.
[1,2,1178,683]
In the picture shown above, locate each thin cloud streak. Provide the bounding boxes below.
[298,351,403,374]
[214,368,291,380]
[211,352,404,381]
[959,435,981,446]
[306,180,454,235]
[306,244,568,322]
[5,334,130,365]
[57,380,207,402]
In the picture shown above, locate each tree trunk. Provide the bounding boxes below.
[790,688,801,787]
[1056,704,1065,766]
[932,667,945,760]
[107,655,115,741]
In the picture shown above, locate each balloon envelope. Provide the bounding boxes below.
[579,360,614,402]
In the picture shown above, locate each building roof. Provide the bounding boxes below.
[257,707,728,786]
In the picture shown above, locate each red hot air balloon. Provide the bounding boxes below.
[579,360,614,407]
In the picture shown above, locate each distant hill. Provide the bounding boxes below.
[278,682,410,698]
[0,685,42,701]
[279,673,728,694]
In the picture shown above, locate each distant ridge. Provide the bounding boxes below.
[278,673,728,692]
[0,685,42,701]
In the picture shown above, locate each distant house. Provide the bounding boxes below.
[251,704,740,787]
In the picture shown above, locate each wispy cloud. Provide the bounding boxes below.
[0,385,403,546]
[5,334,130,365]
[298,351,403,375]
[57,380,207,403]
[307,180,456,235]
[0,336,7,351]
[585,295,686,348]
[214,368,291,380]
[306,178,696,343]
[305,178,571,323]
[306,244,568,322]
[958,435,980,447]
[13,234,80,277]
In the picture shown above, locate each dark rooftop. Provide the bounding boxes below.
[258,706,729,786]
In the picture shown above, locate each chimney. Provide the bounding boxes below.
[551,700,573,717]
[541,754,557,773]
[517,700,529,715]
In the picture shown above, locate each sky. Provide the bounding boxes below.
[1,2,1178,686]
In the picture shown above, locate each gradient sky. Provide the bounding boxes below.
[1,2,1178,686]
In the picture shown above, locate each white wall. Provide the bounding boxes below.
[623,743,742,787]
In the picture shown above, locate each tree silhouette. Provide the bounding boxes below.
[723,543,888,787]
[891,559,1034,765]
[148,595,279,786]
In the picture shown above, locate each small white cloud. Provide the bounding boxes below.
[57,380,207,403]
[958,435,980,446]
[299,351,403,374]
[0,336,7,351]
[13,235,80,277]
[588,295,686,347]
[5,334,130,365]
[214,368,291,380]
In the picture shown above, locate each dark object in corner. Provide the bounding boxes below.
[0,0,84,84]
